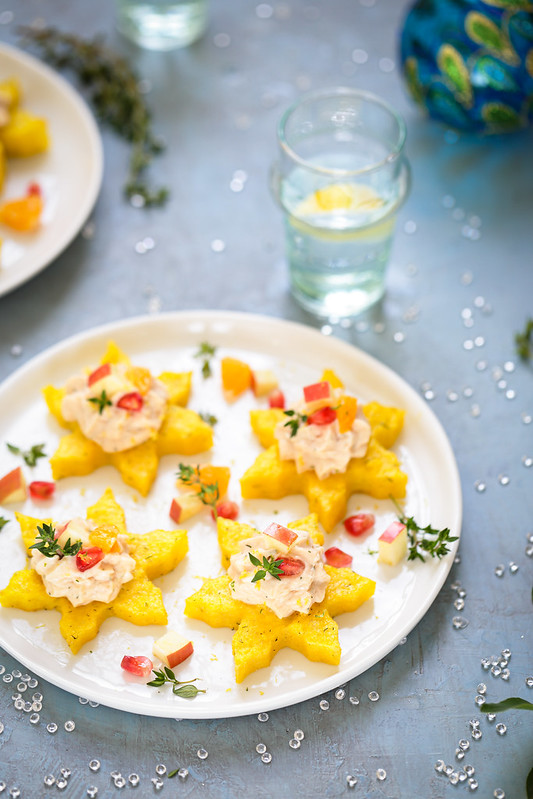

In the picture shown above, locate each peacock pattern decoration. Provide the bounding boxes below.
[400,0,533,133]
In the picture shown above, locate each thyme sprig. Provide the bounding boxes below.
[29,522,82,559]
[147,667,205,698]
[392,498,458,562]
[88,389,112,414]
[515,317,533,361]
[6,442,46,467]
[176,464,220,518]
[249,552,283,583]
[20,26,168,206]
[0,517,9,531]
[194,341,217,378]
[283,409,308,438]
[199,412,218,427]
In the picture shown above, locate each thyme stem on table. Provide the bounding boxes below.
[19,26,168,206]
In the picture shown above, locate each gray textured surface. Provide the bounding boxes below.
[1,1,532,797]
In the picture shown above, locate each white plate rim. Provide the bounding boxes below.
[0,41,104,297]
[0,310,463,719]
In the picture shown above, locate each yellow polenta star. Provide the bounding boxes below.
[0,488,188,654]
[43,340,213,496]
[185,514,375,683]
[240,370,407,533]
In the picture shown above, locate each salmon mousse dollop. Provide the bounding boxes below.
[275,380,371,480]
[30,516,135,607]
[227,522,330,618]
[61,361,168,453]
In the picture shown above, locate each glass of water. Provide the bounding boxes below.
[116,0,208,51]
[271,87,410,319]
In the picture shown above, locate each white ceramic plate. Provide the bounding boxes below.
[0,42,103,297]
[0,311,462,719]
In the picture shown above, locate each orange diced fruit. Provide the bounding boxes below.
[221,357,252,401]
[178,465,231,498]
[90,524,121,554]
[251,369,278,397]
[0,193,42,232]
[126,366,152,395]
[336,395,358,433]
[153,630,194,668]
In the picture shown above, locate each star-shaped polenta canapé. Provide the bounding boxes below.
[184,514,375,683]
[0,488,188,654]
[42,340,213,496]
[240,371,407,533]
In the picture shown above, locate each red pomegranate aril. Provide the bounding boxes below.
[307,406,337,426]
[344,513,375,537]
[211,500,239,521]
[28,480,55,500]
[116,391,144,411]
[76,546,105,572]
[324,547,353,568]
[121,655,153,678]
[278,557,305,577]
[268,389,285,409]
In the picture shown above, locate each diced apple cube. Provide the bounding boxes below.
[153,630,194,668]
[303,381,331,403]
[169,495,204,524]
[262,522,298,553]
[378,521,407,566]
[0,466,27,504]
[251,369,279,398]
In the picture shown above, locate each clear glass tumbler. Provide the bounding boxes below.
[116,0,208,51]
[271,87,411,319]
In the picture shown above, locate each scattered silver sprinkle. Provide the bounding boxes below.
[147,295,161,314]
[447,390,459,402]
[155,764,167,776]
[461,271,473,285]
[28,677,38,689]
[43,775,55,787]
[320,325,333,336]
[378,57,395,73]
[491,666,502,677]
[463,386,474,397]
[56,778,68,790]
[500,659,508,668]
[501,668,510,681]
[522,456,533,468]
[403,220,417,234]
[294,729,304,741]
[445,765,453,776]
[454,598,465,611]
[376,768,387,781]
[468,778,479,790]
[435,760,445,772]
[399,636,407,645]
[78,697,88,705]
[64,720,75,732]
[505,389,516,400]
[130,194,145,209]
[10,345,22,357]
[128,774,140,786]
[256,3,273,18]
[355,320,369,333]
[494,564,504,577]
[178,768,188,779]
[2,675,13,684]
[349,696,360,705]
[16,683,26,693]
[471,728,482,740]
[449,772,459,785]
[258,712,269,722]
[453,208,466,221]
[498,474,510,486]
[474,480,486,493]
[476,684,487,695]
[474,694,486,707]
[495,723,507,736]
[470,404,481,418]
[486,713,496,722]
[455,748,465,761]
[469,719,480,730]
[110,772,121,780]
[87,788,98,798]
[211,238,226,253]
[465,764,475,776]
[346,775,358,788]
[340,318,353,329]
[0,10,14,24]
[335,689,345,700]
[114,776,126,788]
[81,221,95,239]
[319,699,329,710]
[29,713,39,724]
[197,748,208,760]
[393,331,405,343]
[474,336,485,347]
[463,339,474,350]
[368,691,380,702]
[494,790,505,799]
[442,195,455,209]
[46,722,58,734]
[503,360,515,373]
[256,743,267,754]
[464,317,474,328]
[509,561,519,574]
[230,178,244,192]
[352,48,368,63]
[402,305,420,323]
[0,666,4,675]
[89,759,101,772]
[454,554,461,564]
[525,676,533,688]
[459,739,470,751]
[261,752,272,764]
[14,698,24,710]
[213,32,231,47]
[476,360,487,371]
[424,389,435,401]
[289,738,301,749]
[9,789,21,799]
[522,413,532,424]
[453,616,469,629]
[151,777,164,790]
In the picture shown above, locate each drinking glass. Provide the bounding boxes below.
[271,87,411,319]
[116,0,208,50]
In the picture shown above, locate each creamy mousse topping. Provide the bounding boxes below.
[31,516,135,607]
[228,525,330,618]
[274,381,371,480]
[61,361,168,453]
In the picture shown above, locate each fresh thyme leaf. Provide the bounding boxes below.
[167,769,179,779]
[176,463,220,518]
[7,442,46,467]
[481,697,533,713]
[0,517,9,531]
[366,547,378,556]
[88,390,112,414]
[29,522,82,559]
[249,553,283,583]
[283,409,308,438]
[199,412,218,427]
[147,668,205,698]
[392,497,458,562]
[515,317,533,361]
[194,341,217,379]
[20,26,168,207]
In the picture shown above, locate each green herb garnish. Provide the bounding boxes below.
[7,442,46,467]
[20,26,168,207]
[481,697,533,713]
[29,522,83,559]
[147,667,205,698]
[87,390,112,414]
[283,409,308,437]
[0,517,9,531]
[194,341,217,378]
[176,463,219,518]
[167,769,179,779]
[392,498,458,562]
[515,317,533,361]
[249,552,283,583]
[199,412,218,427]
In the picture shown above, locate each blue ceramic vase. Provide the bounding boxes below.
[400,0,533,133]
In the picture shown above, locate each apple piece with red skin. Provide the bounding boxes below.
[88,362,111,387]
[153,630,194,669]
[169,494,204,524]
[378,521,407,566]
[251,369,278,398]
[303,381,331,403]
[0,466,27,504]
[262,521,298,554]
